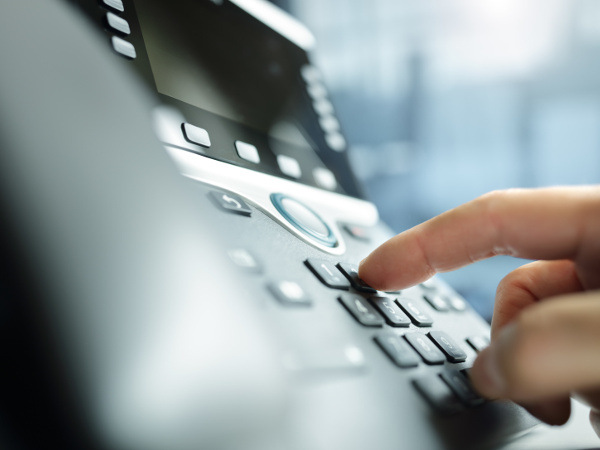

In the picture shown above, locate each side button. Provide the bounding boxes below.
[111,36,136,59]
[182,123,211,148]
[106,12,130,35]
[101,0,124,12]
[209,191,252,216]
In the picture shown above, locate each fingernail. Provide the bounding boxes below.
[471,344,506,399]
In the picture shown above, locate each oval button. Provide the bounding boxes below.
[271,193,337,247]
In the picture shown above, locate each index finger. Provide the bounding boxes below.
[358,187,600,292]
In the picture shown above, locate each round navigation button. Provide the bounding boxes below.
[271,193,337,247]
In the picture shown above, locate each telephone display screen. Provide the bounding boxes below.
[131,0,360,197]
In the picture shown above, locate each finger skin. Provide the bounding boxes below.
[519,397,571,426]
[359,187,600,292]
[491,260,583,339]
[591,410,600,438]
[470,292,600,402]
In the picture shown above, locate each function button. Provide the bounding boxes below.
[413,375,463,415]
[466,336,490,353]
[313,98,334,116]
[307,83,327,100]
[404,333,445,365]
[419,278,438,290]
[268,281,311,306]
[374,333,420,368]
[338,294,384,327]
[319,115,340,133]
[370,296,411,327]
[313,167,337,190]
[106,12,130,35]
[227,248,262,274]
[325,132,347,152]
[209,191,252,216]
[428,331,467,363]
[336,263,376,293]
[423,294,450,312]
[273,195,337,247]
[305,259,350,290]
[300,64,321,84]
[440,370,485,407]
[101,0,124,12]
[342,223,370,241]
[448,296,468,312]
[396,298,433,327]
[276,154,302,179]
[235,140,260,163]
[111,36,136,59]
[182,123,211,148]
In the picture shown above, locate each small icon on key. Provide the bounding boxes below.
[209,191,252,216]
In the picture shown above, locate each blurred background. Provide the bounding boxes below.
[269,0,600,320]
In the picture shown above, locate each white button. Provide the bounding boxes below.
[102,0,124,12]
[111,36,136,59]
[235,141,260,164]
[307,83,327,100]
[313,99,334,116]
[325,132,346,152]
[319,115,340,133]
[301,65,321,84]
[313,167,337,190]
[182,123,211,147]
[277,155,302,179]
[106,12,130,35]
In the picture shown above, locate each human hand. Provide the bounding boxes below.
[358,187,600,432]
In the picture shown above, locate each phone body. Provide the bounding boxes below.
[1,1,593,449]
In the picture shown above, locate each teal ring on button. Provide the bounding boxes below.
[271,193,338,248]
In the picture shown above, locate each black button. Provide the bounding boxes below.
[339,294,384,327]
[404,333,445,365]
[337,263,376,293]
[466,336,490,353]
[374,333,419,368]
[268,281,311,306]
[413,375,463,415]
[396,298,433,327]
[423,294,450,312]
[440,370,485,407]
[428,331,467,363]
[370,295,411,327]
[305,259,350,290]
[271,194,337,247]
[209,191,252,216]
